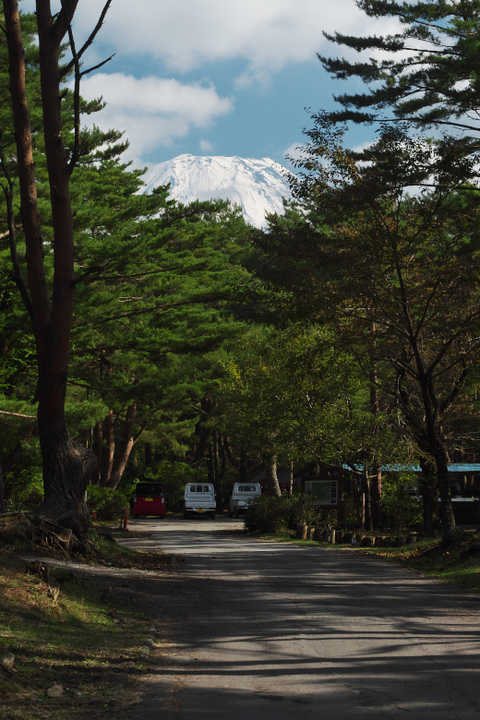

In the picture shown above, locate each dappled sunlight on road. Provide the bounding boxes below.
[112,514,480,720]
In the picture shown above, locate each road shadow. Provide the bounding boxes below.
[104,528,480,720]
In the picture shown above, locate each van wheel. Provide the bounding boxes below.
[234,509,239,518]
[228,510,233,517]
[210,513,216,520]
[183,512,188,519]
[134,513,139,518]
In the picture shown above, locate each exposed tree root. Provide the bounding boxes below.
[0,512,98,560]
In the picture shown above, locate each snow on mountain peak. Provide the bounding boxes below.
[140,154,292,228]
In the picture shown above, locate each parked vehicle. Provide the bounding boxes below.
[183,483,216,519]
[132,482,166,518]
[229,482,261,517]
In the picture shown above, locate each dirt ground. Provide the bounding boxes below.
[0,519,184,720]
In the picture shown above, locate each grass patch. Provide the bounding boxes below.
[256,533,323,546]
[359,530,480,592]
[0,539,166,720]
[89,523,171,571]
[253,531,349,548]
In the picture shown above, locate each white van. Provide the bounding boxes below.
[183,483,216,519]
[229,482,261,517]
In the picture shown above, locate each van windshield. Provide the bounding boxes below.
[135,483,164,497]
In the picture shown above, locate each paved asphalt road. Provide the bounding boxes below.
[114,515,480,720]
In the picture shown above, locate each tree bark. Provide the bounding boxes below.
[92,421,103,484]
[397,342,456,542]
[102,410,116,486]
[193,395,213,463]
[0,460,5,513]
[434,439,456,544]
[266,457,282,497]
[418,457,439,532]
[239,451,248,483]
[218,434,227,483]
[144,442,153,467]
[212,431,224,512]
[365,471,373,533]
[369,344,382,526]
[107,402,142,490]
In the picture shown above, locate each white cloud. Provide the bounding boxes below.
[40,0,401,81]
[18,0,404,165]
[77,74,233,164]
[199,139,214,152]
[284,142,308,164]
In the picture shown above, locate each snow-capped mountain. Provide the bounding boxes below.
[141,154,292,228]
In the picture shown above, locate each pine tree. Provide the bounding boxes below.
[0,0,128,537]
[320,0,480,141]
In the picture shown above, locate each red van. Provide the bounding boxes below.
[132,482,166,518]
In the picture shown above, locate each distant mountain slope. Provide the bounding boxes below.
[141,154,292,228]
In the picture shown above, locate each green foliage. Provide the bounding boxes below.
[66,186,251,474]
[7,475,43,513]
[86,485,129,520]
[0,8,254,507]
[0,436,43,511]
[218,318,408,472]
[320,0,480,141]
[244,495,290,533]
[254,120,480,531]
[382,473,423,531]
[244,494,322,534]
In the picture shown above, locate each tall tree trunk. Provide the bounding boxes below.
[144,442,153,467]
[102,410,116,486]
[107,402,143,490]
[365,473,373,533]
[399,344,456,542]
[420,382,456,542]
[418,457,439,532]
[193,395,213,463]
[222,437,249,484]
[92,421,103,485]
[207,441,215,484]
[212,431,224,512]
[435,439,456,544]
[266,457,282,497]
[369,347,382,526]
[218,434,227,483]
[3,0,99,537]
[239,451,248,483]
[0,460,5,513]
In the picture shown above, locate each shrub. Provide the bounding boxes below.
[382,473,423,531]
[86,485,129,521]
[3,447,43,512]
[245,494,324,534]
[244,495,289,534]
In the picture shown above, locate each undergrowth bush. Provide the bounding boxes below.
[382,472,423,531]
[245,494,323,534]
[86,485,129,520]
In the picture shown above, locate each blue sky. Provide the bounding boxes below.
[21,0,400,170]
